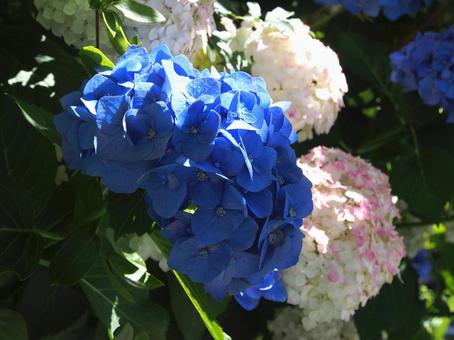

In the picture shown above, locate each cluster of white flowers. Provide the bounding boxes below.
[124,0,215,58]
[267,306,359,340]
[282,146,405,330]
[129,233,169,272]
[219,5,348,141]
[33,0,215,59]
[34,0,111,51]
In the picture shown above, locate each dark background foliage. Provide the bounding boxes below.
[1,0,454,339]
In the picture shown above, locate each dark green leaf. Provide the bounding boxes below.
[0,180,43,280]
[168,274,229,340]
[0,94,58,214]
[107,191,150,237]
[80,260,169,339]
[0,309,27,340]
[49,229,100,285]
[114,0,165,24]
[390,147,454,220]
[102,10,131,56]
[104,229,164,291]
[9,95,59,144]
[172,271,230,340]
[79,46,115,74]
[74,175,103,222]
[354,261,427,339]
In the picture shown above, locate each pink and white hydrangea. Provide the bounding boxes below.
[282,146,405,329]
[267,306,359,340]
[219,6,348,141]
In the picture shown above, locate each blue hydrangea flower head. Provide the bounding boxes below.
[314,0,431,20]
[54,44,314,310]
[390,25,454,121]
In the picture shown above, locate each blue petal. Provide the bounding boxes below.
[227,217,258,251]
[245,189,273,218]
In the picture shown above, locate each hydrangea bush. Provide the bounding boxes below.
[54,44,313,306]
[2,0,454,339]
[390,25,454,121]
[219,6,348,141]
[282,147,405,328]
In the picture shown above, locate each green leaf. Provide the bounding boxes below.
[172,271,230,340]
[79,46,115,74]
[107,191,151,237]
[390,147,454,220]
[0,309,28,340]
[80,260,169,339]
[102,10,132,55]
[0,94,58,213]
[104,229,164,291]
[49,229,100,285]
[114,0,165,24]
[74,175,103,222]
[10,95,59,144]
[354,260,427,339]
[0,180,43,280]
[168,274,230,340]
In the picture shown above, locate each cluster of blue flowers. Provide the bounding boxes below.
[314,0,431,21]
[390,25,454,121]
[54,45,313,309]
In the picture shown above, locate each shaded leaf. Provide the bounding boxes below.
[390,147,454,220]
[354,261,426,339]
[102,10,131,56]
[49,229,100,285]
[0,309,27,340]
[0,94,57,214]
[114,0,165,24]
[0,180,43,280]
[10,95,59,144]
[80,260,169,339]
[107,191,150,237]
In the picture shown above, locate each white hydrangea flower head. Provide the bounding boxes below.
[220,6,348,141]
[268,306,359,340]
[129,233,169,272]
[34,0,215,60]
[282,146,405,329]
[124,0,215,58]
[34,0,111,51]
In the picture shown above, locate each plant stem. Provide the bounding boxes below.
[95,10,100,49]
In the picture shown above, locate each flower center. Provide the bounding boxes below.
[148,128,157,139]
[216,206,226,216]
[197,171,208,182]
[166,174,180,190]
[198,248,209,257]
[289,207,297,218]
[190,126,199,135]
[268,229,285,246]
